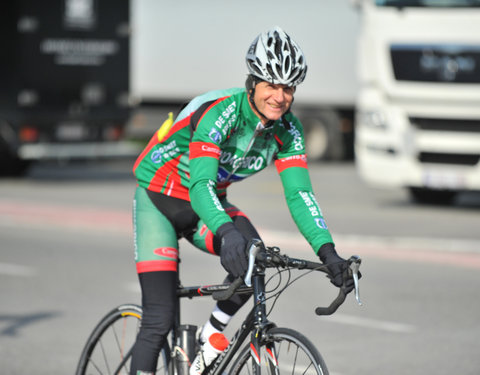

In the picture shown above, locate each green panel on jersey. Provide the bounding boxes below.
[278,166,333,252]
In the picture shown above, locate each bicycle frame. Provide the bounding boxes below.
[170,261,273,375]
[76,242,361,375]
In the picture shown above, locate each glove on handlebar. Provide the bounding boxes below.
[318,243,356,293]
[216,222,248,278]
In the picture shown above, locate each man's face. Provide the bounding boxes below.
[251,82,295,123]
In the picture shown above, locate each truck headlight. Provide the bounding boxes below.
[357,110,388,130]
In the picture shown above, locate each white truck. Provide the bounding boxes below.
[354,0,480,203]
[129,0,360,161]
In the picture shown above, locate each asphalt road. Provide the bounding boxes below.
[1,159,480,375]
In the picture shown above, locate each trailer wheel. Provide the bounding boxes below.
[301,109,345,162]
[409,187,457,205]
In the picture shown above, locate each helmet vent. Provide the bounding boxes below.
[266,64,275,80]
[284,56,291,72]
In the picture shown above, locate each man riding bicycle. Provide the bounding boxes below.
[130,26,356,375]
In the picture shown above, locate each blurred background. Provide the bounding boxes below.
[1,0,480,374]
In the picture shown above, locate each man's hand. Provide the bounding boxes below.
[216,222,248,278]
[318,243,359,293]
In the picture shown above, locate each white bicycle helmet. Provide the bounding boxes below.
[246,26,307,87]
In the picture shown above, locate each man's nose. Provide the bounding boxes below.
[272,88,286,102]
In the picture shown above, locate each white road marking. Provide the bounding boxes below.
[2,200,480,255]
[0,262,36,277]
[260,228,480,254]
[327,313,416,333]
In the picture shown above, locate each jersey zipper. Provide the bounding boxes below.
[224,122,265,181]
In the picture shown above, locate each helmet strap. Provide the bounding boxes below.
[281,114,291,130]
[248,88,270,125]
[281,98,293,130]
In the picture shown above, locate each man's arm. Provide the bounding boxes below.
[189,141,232,234]
[189,141,248,277]
[275,156,334,253]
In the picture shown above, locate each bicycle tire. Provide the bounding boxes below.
[75,304,171,375]
[229,327,329,375]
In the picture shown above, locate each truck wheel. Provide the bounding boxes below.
[409,187,457,205]
[301,110,344,162]
[0,155,31,177]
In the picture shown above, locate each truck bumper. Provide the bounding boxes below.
[18,141,142,161]
[355,103,480,191]
[356,141,480,191]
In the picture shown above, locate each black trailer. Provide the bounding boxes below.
[0,0,137,175]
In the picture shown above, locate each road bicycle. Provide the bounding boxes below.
[76,239,362,375]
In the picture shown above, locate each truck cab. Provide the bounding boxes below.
[354,0,480,203]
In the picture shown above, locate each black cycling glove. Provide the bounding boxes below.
[216,222,248,278]
[318,242,357,293]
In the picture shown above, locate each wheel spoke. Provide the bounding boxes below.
[76,306,168,375]
[87,357,103,375]
[292,344,299,375]
[99,338,112,374]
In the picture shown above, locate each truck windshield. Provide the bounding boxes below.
[375,0,480,7]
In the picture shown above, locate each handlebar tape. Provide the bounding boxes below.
[315,287,347,316]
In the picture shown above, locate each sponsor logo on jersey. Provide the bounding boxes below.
[209,128,223,144]
[190,142,221,160]
[153,247,179,259]
[277,154,307,163]
[220,152,264,171]
[299,191,319,216]
[201,144,222,155]
[215,101,237,135]
[299,191,323,217]
[207,180,224,211]
[151,150,162,164]
[299,191,328,230]
[315,218,328,230]
[151,140,179,164]
[215,102,236,125]
[287,125,304,151]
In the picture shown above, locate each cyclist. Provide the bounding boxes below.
[130,26,355,375]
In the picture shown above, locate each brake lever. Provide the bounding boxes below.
[348,255,362,306]
[244,239,263,287]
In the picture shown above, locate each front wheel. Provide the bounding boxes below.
[229,327,329,375]
[75,304,171,375]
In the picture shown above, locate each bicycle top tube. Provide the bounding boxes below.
[176,283,253,299]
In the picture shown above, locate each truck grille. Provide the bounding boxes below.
[411,117,480,166]
[410,117,480,133]
[391,44,480,83]
[418,152,480,166]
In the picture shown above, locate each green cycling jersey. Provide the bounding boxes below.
[133,87,333,253]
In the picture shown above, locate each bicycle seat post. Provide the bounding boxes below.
[175,324,198,375]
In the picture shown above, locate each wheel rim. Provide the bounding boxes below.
[83,311,141,375]
[233,334,325,375]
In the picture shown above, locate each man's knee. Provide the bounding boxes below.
[141,303,175,337]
